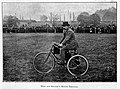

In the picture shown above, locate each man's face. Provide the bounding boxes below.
[63,29,66,33]
[63,26,68,30]
[63,26,68,33]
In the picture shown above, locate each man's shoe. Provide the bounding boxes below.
[57,61,66,65]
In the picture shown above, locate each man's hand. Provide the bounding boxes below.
[59,44,63,47]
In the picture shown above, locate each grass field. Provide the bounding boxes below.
[3,33,117,82]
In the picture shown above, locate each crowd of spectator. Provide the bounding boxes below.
[3,23,117,34]
[75,24,117,34]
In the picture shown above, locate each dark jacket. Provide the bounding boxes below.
[60,28,79,49]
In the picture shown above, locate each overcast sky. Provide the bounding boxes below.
[3,2,116,21]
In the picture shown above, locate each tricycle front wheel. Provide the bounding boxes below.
[33,52,55,74]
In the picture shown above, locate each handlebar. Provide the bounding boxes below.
[53,42,63,48]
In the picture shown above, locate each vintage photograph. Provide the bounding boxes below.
[3,2,117,82]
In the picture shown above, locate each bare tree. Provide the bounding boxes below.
[48,13,60,33]
[40,15,48,21]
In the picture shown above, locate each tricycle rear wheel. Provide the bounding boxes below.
[67,55,89,76]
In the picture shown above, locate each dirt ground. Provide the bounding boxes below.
[3,33,117,82]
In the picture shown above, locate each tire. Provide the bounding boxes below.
[33,52,55,73]
[67,55,89,76]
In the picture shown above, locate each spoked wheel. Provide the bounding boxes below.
[33,52,55,74]
[67,55,89,76]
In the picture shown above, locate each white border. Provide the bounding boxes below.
[0,0,119,89]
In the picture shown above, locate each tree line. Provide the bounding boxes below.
[3,10,117,34]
